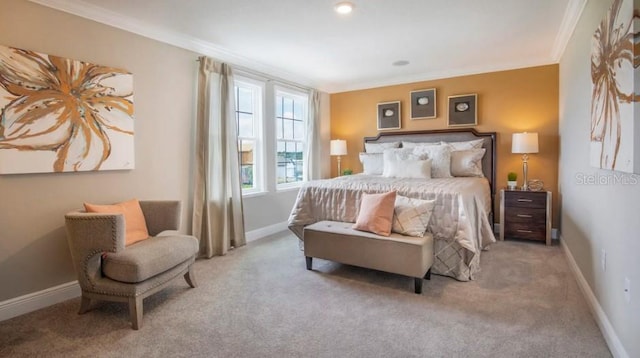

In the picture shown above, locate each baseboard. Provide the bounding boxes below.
[246,221,289,242]
[492,224,559,240]
[560,237,628,358]
[0,281,81,322]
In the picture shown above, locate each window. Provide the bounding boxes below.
[234,79,263,194]
[275,89,308,188]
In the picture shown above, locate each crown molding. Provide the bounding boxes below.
[28,0,317,89]
[326,59,558,94]
[550,0,587,61]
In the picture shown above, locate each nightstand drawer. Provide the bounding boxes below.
[504,207,546,226]
[504,191,546,209]
[504,226,546,241]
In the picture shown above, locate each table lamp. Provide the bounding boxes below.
[512,132,539,190]
[330,139,347,176]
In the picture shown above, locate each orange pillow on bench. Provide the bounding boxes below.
[353,191,397,236]
[84,199,150,246]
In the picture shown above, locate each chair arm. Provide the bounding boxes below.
[65,212,126,256]
[139,201,182,236]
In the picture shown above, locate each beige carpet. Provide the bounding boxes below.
[0,233,611,358]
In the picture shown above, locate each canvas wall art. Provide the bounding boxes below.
[0,45,135,174]
[590,0,639,173]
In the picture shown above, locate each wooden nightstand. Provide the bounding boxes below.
[500,189,552,245]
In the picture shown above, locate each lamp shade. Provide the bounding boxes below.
[512,132,539,154]
[330,139,347,156]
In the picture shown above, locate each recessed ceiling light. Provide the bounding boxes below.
[334,2,354,14]
[392,60,410,66]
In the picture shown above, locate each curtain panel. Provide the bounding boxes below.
[192,56,246,258]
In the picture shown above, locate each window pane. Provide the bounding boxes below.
[238,112,253,137]
[237,87,253,113]
[276,96,283,118]
[239,140,255,189]
[276,141,286,184]
[276,116,283,139]
[294,101,303,119]
[283,97,294,119]
[293,119,304,140]
[283,119,293,139]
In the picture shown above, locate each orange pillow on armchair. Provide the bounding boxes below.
[84,199,150,246]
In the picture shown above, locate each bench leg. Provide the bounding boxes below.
[305,256,312,270]
[424,268,432,280]
[414,278,423,294]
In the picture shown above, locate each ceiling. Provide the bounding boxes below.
[31,0,585,93]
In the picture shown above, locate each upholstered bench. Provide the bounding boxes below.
[303,220,434,293]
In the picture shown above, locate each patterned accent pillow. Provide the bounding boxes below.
[364,141,400,153]
[392,196,436,237]
[359,152,383,175]
[450,149,485,177]
[401,141,441,149]
[445,138,484,150]
[412,145,453,178]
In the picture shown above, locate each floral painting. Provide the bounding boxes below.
[0,45,134,174]
[590,0,639,173]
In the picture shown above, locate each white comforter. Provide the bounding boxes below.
[288,175,496,280]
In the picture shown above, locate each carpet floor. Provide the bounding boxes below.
[0,233,611,358]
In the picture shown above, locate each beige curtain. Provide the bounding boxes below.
[192,56,246,258]
[305,89,321,180]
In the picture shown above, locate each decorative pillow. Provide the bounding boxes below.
[353,191,397,236]
[84,199,150,246]
[392,196,436,237]
[383,148,426,161]
[383,158,432,179]
[450,149,486,177]
[364,141,400,153]
[359,152,384,175]
[401,141,441,149]
[411,145,453,178]
[445,138,484,151]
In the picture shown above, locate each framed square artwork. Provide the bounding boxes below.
[410,88,436,119]
[377,101,401,130]
[447,94,477,126]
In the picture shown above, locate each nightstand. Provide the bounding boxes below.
[500,189,552,245]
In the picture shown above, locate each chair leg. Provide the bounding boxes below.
[305,256,312,270]
[184,266,198,288]
[129,296,143,330]
[78,295,91,314]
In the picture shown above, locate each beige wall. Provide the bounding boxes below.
[559,0,639,356]
[0,0,198,301]
[330,65,560,225]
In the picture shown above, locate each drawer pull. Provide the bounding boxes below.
[517,199,533,202]
[517,229,533,233]
[516,214,533,218]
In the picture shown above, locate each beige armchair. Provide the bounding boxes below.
[64,200,198,330]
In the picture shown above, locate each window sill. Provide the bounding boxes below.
[241,191,268,199]
[276,185,303,193]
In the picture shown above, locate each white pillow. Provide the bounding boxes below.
[383,148,425,161]
[401,141,441,149]
[412,145,452,178]
[445,138,484,151]
[450,149,486,177]
[383,158,432,179]
[392,196,436,237]
[359,152,383,175]
[365,141,400,153]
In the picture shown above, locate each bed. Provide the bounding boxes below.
[288,129,497,281]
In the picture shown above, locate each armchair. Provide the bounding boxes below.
[64,200,198,330]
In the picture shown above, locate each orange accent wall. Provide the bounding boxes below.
[330,65,559,225]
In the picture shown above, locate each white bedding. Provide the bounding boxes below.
[288,174,496,280]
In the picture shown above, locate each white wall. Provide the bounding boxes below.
[559,0,639,356]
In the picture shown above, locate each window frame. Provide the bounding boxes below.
[234,77,265,196]
[274,85,309,191]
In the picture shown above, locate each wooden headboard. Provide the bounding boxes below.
[363,128,497,198]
